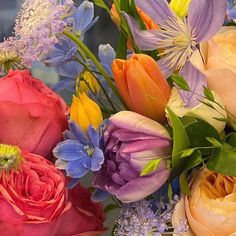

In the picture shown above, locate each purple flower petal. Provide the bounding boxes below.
[123,13,160,51]
[158,58,174,78]
[178,62,207,108]
[135,0,175,25]
[116,169,169,203]
[110,111,170,140]
[188,0,227,42]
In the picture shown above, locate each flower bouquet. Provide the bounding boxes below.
[0,0,236,235]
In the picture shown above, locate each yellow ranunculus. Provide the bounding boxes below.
[172,168,236,236]
[70,93,103,132]
[170,0,191,18]
[77,71,100,95]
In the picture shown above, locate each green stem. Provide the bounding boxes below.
[63,30,127,109]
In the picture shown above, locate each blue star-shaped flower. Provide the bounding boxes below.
[53,121,105,180]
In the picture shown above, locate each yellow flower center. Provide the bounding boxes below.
[0,144,22,172]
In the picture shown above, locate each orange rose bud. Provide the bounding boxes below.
[112,54,171,123]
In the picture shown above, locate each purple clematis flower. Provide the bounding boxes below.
[124,0,226,76]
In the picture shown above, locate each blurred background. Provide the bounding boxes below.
[0,0,120,234]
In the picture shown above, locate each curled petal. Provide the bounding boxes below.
[110,111,171,139]
[188,0,227,42]
[116,169,169,203]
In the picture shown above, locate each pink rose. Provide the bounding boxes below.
[0,70,68,158]
[0,148,105,236]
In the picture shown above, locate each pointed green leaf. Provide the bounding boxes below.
[179,173,191,195]
[140,159,162,176]
[207,143,236,176]
[171,74,190,91]
[206,137,222,147]
[180,148,196,158]
[203,86,215,102]
[94,0,110,12]
[166,107,190,171]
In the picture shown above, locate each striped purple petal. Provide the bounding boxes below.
[188,0,227,42]
[135,0,175,25]
[178,62,207,108]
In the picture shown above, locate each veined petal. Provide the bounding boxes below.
[135,0,175,25]
[67,159,89,178]
[87,125,100,147]
[123,13,160,51]
[53,140,88,161]
[178,61,207,108]
[188,0,227,42]
[170,0,191,18]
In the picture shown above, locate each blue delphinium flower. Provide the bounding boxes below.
[53,121,105,182]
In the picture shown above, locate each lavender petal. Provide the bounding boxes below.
[135,0,175,25]
[178,62,207,108]
[123,13,160,51]
[188,0,227,42]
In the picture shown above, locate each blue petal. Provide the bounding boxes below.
[56,61,83,78]
[91,188,110,202]
[81,17,99,34]
[73,1,96,34]
[65,121,89,144]
[83,158,92,169]
[87,125,100,147]
[67,159,89,178]
[53,140,88,161]
[51,78,75,92]
[67,178,79,189]
[98,44,115,77]
[91,148,104,171]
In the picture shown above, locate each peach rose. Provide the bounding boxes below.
[191,26,236,119]
[172,168,236,236]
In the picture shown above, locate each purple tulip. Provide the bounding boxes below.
[93,111,172,203]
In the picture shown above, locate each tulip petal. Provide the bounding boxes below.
[116,169,169,203]
[110,111,170,139]
[178,61,207,108]
[188,0,227,42]
[135,0,175,25]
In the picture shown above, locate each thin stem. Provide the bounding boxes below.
[63,30,127,109]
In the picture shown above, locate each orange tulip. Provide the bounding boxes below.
[112,54,171,123]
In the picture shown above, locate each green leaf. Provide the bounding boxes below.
[94,0,110,12]
[226,132,236,147]
[166,107,190,171]
[203,86,215,102]
[184,117,220,153]
[104,204,120,213]
[182,150,203,173]
[168,181,173,201]
[207,143,236,176]
[171,74,190,91]
[179,173,191,195]
[140,159,162,176]
[206,137,222,147]
[180,148,196,158]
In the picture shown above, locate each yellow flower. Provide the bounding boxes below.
[77,71,100,95]
[70,93,103,132]
[169,0,191,18]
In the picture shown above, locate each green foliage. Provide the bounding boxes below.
[94,0,110,12]
[203,86,215,102]
[171,74,190,91]
[179,173,191,195]
[140,159,162,176]
[207,143,236,176]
